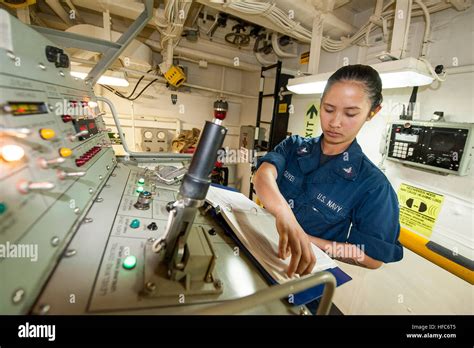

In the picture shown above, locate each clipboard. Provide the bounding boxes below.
[207,184,352,306]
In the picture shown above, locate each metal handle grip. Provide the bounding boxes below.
[194,271,337,315]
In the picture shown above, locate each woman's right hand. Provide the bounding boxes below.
[252,162,316,277]
[275,211,316,277]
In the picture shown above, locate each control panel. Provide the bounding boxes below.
[386,121,474,175]
[0,10,301,315]
[0,10,114,314]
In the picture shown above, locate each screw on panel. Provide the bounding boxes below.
[95,197,104,203]
[59,71,65,77]
[83,217,93,224]
[12,289,25,303]
[89,188,94,194]
[214,279,223,289]
[38,63,46,70]
[74,207,80,215]
[106,165,110,170]
[64,249,77,258]
[51,237,60,246]
[146,282,156,292]
[147,237,156,243]
[39,304,51,314]
[99,175,103,180]
[6,51,15,60]
[104,184,111,188]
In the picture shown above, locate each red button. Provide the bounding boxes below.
[62,115,73,123]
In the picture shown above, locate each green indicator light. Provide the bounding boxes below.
[130,219,140,229]
[137,178,145,185]
[136,186,144,193]
[123,255,137,270]
[0,202,6,215]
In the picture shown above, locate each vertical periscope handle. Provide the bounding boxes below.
[179,121,227,201]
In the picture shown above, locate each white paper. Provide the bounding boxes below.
[206,186,337,283]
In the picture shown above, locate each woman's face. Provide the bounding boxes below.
[320,81,373,146]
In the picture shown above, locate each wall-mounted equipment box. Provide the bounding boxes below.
[386,121,474,175]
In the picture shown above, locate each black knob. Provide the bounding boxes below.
[147,222,158,231]
[166,201,174,212]
[426,154,435,163]
[45,46,70,68]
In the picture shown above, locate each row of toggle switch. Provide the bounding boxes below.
[75,146,102,167]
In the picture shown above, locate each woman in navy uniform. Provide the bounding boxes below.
[253,65,403,277]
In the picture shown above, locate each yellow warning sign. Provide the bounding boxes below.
[303,101,319,137]
[278,103,288,113]
[397,183,444,238]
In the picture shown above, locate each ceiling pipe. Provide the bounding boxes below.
[365,0,385,45]
[71,57,258,99]
[142,38,261,71]
[196,0,357,42]
[255,52,277,66]
[271,32,297,58]
[159,0,193,72]
[174,46,261,72]
[70,0,262,71]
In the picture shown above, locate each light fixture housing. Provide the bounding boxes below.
[70,67,129,87]
[287,57,434,95]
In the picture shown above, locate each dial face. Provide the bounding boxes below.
[157,131,166,140]
[144,131,153,139]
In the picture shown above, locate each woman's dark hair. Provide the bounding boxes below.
[322,64,383,111]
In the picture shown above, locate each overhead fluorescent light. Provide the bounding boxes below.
[70,70,129,87]
[287,57,434,95]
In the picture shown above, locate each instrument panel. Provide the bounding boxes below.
[0,9,300,315]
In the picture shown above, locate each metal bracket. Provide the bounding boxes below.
[30,0,154,86]
[87,0,154,85]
